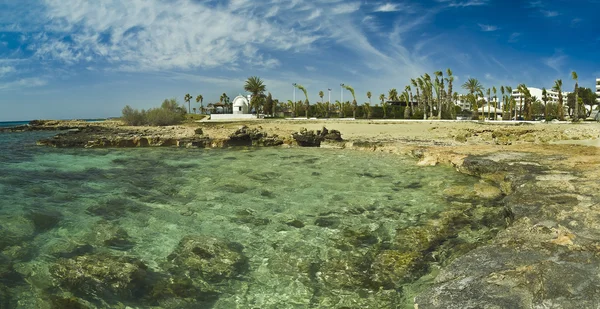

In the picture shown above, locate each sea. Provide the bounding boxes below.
[0,130,498,308]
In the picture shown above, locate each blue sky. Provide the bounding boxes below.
[0,0,598,121]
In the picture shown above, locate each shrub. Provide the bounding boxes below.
[121,98,186,126]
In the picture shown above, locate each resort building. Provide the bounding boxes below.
[455,96,499,111]
[596,78,600,103]
[510,87,567,105]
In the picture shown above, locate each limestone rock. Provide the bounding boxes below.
[50,253,151,301]
[166,235,247,283]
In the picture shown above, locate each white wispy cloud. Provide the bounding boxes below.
[0,77,47,91]
[373,3,404,12]
[478,24,498,31]
[0,66,15,77]
[543,52,567,73]
[541,10,559,17]
[509,32,522,42]
[34,0,322,72]
[437,0,490,8]
[331,2,361,14]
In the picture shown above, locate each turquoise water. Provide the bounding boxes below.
[0,131,501,308]
[0,121,29,128]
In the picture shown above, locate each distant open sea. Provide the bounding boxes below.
[0,121,29,128]
[0,119,107,128]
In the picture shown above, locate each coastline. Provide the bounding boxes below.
[4,119,600,307]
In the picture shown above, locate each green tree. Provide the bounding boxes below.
[542,88,548,121]
[379,93,385,104]
[567,87,597,118]
[462,78,483,118]
[343,84,357,118]
[184,93,192,113]
[295,84,309,118]
[572,71,579,121]
[244,76,267,116]
[264,92,274,117]
[367,91,372,104]
[445,69,455,118]
[388,88,399,101]
[319,90,324,103]
[552,79,564,121]
[196,94,203,114]
[434,71,444,118]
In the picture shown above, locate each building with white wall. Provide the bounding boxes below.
[596,78,600,103]
[511,87,568,105]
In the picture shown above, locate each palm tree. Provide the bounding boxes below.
[572,71,579,121]
[379,93,385,105]
[319,90,324,103]
[553,79,564,121]
[363,103,371,119]
[486,88,491,120]
[184,93,192,113]
[462,78,483,119]
[411,78,421,115]
[196,94,204,114]
[423,73,433,118]
[245,76,266,116]
[500,86,505,112]
[294,84,309,119]
[505,86,513,119]
[192,107,197,114]
[542,87,548,121]
[445,69,454,118]
[434,71,444,118]
[388,88,399,101]
[367,91,372,104]
[343,84,357,118]
[402,90,411,119]
[406,85,413,117]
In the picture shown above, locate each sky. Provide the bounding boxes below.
[0,0,599,121]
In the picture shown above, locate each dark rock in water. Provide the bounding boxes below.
[57,244,95,259]
[103,228,135,251]
[357,172,387,178]
[368,250,421,289]
[48,296,95,309]
[286,219,305,228]
[292,127,342,147]
[260,190,275,198]
[311,171,321,176]
[50,253,152,302]
[166,235,247,283]
[0,215,35,251]
[228,125,283,147]
[315,216,341,228]
[86,198,146,220]
[292,128,322,147]
[27,209,63,233]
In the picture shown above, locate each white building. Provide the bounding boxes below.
[511,87,570,109]
[455,96,499,111]
[596,78,600,103]
[232,95,251,114]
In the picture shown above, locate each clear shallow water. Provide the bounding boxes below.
[0,132,498,308]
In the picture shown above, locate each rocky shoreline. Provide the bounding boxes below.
[3,119,600,307]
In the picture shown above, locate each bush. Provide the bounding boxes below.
[121,99,186,126]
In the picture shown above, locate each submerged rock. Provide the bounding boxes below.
[26,208,63,233]
[0,215,35,251]
[166,235,247,283]
[86,197,146,220]
[50,253,152,302]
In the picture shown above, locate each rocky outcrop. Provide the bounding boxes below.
[50,253,152,302]
[414,152,600,308]
[227,125,284,147]
[292,127,343,147]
